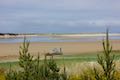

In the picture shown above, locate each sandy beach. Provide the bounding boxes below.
[0,40,120,61]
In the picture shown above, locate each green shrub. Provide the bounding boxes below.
[19,38,34,80]
[94,29,115,80]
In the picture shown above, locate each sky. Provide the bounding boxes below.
[0,0,120,33]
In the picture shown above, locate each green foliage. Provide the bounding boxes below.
[19,38,34,80]
[6,65,20,80]
[94,29,115,80]
[6,38,68,80]
[47,58,60,80]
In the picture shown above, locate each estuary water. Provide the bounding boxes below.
[0,35,120,43]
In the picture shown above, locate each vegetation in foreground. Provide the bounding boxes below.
[0,30,120,80]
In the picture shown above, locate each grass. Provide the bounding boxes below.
[0,51,120,70]
[0,62,19,69]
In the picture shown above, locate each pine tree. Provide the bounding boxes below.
[95,29,115,80]
[19,37,34,80]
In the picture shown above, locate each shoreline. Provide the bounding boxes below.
[0,33,120,39]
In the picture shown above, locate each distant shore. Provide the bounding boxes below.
[0,33,120,39]
[0,40,120,61]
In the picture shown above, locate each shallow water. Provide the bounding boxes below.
[0,36,120,43]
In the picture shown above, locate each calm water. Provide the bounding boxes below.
[0,36,120,43]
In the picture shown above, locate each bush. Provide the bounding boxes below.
[94,29,115,80]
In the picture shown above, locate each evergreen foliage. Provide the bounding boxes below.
[94,29,115,80]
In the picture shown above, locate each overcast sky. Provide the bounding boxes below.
[0,0,120,33]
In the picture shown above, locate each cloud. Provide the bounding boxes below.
[0,0,120,33]
[56,19,120,27]
[1,0,120,11]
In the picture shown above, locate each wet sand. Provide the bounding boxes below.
[0,40,120,61]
